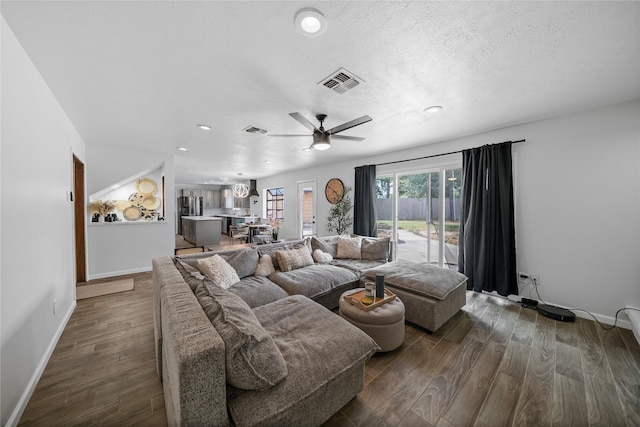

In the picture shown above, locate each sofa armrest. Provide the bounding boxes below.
[161,283,229,427]
[153,256,189,379]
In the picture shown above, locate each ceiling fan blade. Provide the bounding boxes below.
[289,112,318,133]
[332,135,365,141]
[268,134,310,137]
[327,115,372,135]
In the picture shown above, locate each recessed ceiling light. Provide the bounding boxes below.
[423,106,443,114]
[264,160,272,164]
[237,172,244,176]
[178,147,188,151]
[197,124,212,130]
[294,8,327,37]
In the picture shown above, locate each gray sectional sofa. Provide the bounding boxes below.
[152,236,390,426]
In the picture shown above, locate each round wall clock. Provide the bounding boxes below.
[325,178,345,204]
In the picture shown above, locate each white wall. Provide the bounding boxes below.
[259,100,640,327]
[86,144,174,279]
[1,17,86,426]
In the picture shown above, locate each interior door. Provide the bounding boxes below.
[73,155,86,283]
[297,180,316,238]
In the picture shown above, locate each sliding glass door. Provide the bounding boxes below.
[376,166,461,269]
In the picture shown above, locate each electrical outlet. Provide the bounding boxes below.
[52,299,56,315]
[530,275,540,286]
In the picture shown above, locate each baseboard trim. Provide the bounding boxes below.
[484,291,632,329]
[5,300,76,427]
[627,306,640,344]
[87,266,151,281]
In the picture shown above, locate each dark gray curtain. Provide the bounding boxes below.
[354,165,377,237]
[458,142,517,296]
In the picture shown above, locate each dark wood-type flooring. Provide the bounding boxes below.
[19,272,640,426]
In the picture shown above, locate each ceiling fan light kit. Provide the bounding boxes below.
[294,8,327,37]
[312,132,331,150]
[269,112,372,150]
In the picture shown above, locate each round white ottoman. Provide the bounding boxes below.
[339,289,405,352]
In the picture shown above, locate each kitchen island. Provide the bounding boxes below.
[181,216,222,246]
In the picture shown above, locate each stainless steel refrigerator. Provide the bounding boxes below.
[177,196,203,235]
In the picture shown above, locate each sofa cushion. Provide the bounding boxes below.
[196,255,240,289]
[331,259,386,276]
[361,236,390,262]
[177,248,259,279]
[310,236,338,258]
[363,260,468,300]
[268,264,359,299]
[227,275,289,308]
[228,295,379,427]
[275,246,314,272]
[193,282,288,390]
[313,249,333,264]
[336,236,362,259]
[254,254,276,276]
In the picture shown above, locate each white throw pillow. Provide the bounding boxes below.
[336,236,362,259]
[313,249,333,264]
[254,254,276,277]
[196,255,240,289]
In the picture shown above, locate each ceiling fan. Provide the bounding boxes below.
[269,112,372,150]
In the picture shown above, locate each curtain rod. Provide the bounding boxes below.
[370,139,525,167]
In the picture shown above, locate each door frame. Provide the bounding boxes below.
[297,180,317,238]
[73,154,87,283]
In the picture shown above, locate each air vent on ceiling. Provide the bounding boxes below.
[242,126,268,134]
[318,68,363,94]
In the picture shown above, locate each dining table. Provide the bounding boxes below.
[243,223,271,243]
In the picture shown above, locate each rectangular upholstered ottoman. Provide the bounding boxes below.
[362,260,468,332]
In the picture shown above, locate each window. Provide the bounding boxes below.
[266,187,284,220]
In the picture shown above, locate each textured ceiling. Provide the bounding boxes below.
[2,1,639,184]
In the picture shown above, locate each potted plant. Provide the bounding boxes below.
[326,186,353,235]
[269,216,282,241]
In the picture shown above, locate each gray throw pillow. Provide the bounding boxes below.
[194,282,288,390]
[361,237,390,261]
[174,259,206,291]
[311,236,338,258]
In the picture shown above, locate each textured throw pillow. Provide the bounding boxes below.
[194,283,288,390]
[336,236,362,259]
[361,237,390,262]
[254,254,276,277]
[275,246,315,272]
[196,255,240,289]
[313,249,333,264]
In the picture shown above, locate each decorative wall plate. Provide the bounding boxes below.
[128,193,145,207]
[123,206,143,221]
[142,195,161,210]
[115,200,132,212]
[140,208,158,220]
[136,178,157,195]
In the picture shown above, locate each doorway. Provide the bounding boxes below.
[73,155,86,283]
[297,180,316,238]
[376,166,462,269]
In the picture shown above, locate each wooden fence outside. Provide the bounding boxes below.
[376,198,461,221]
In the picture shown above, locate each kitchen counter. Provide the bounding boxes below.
[181,216,222,246]
[181,216,222,221]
